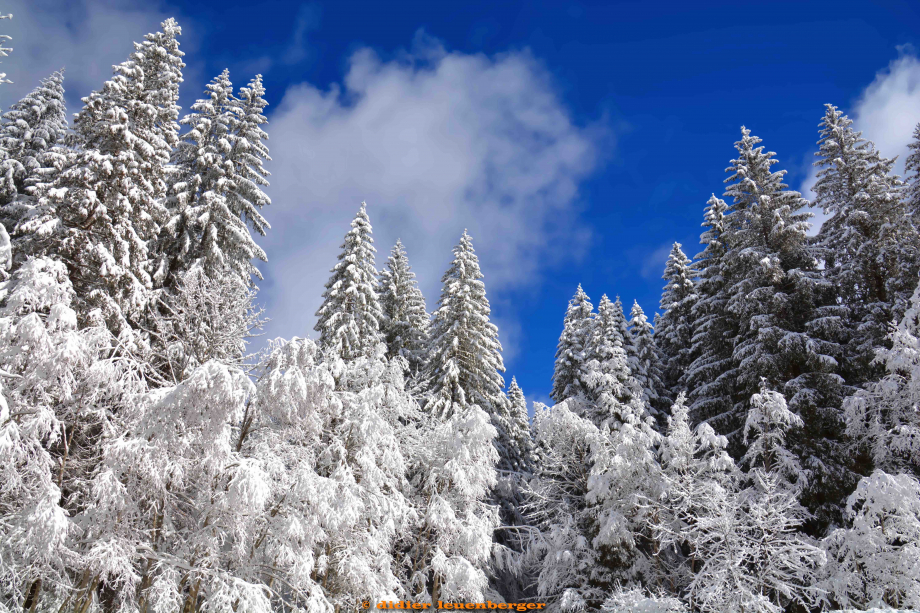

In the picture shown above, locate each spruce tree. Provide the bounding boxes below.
[425,230,506,421]
[314,201,385,361]
[156,69,268,290]
[813,104,920,385]
[630,300,667,421]
[378,239,430,377]
[684,195,735,432]
[612,296,638,374]
[36,19,185,332]
[505,377,535,474]
[656,243,697,400]
[582,294,644,429]
[721,127,849,531]
[0,70,68,217]
[227,74,271,239]
[907,122,920,224]
[550,284,594,404]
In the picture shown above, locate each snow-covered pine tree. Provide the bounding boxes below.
[33,20,185,332]
[315,201,385,362]
[0,70,68,223]
[719,127,849,531]
[155,69,268,290]
[227,74,271,239]
[424,230,506,422]
[813,104,920,384]
[582,294,644,429]
[844,278,920,478]
[630,300,667,421]
[550,284,594,404]
[907,121,920,225]
[612,296,638,375]
[683,195,736,431]
[656,243,697,401]
[504,377,535,474]
[378,239,430,378]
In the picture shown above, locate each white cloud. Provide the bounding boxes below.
[801,48,920,235]
[258,33,604,360]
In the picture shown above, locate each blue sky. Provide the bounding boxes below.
[7,0,920,408]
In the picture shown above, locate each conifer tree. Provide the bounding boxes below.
[550,284,594,404]
[424,230,506,421]
[378,239,430,377]
[719,127,849,531]
[630,300,667,421]
[813,104,920,384]
[656,243,697,399]
[907,122,920,223]
[684,195,736,430]
[844,280,920,478]
[0,70,68,218]
[505,377,535,474]
[314,201,385,361]
[34,20,185,332]
[227,74,271,238]
[156,69,268,290]
[582,294,643,429]
[612,296,638,374]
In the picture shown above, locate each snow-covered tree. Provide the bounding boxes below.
[688,384,825,613]
[656,243,697,401]
[315,201,385,362]
[503,377,535,475]
[907,121,920,224]
[32,19,185,332]
[684,195,735,430]
[717,127,849,531]
[520,400,609,612]
[813,104,920,384]
[378,239,429,378]
[551,284,594,404]
[155,69,268,290]
[646,393,736,597]
[404,399,499,603]
[582,294,643,429]
[424,230,506,421]
[612,296,638,375]
[844,279,920,478]
[147,263,265,383]
[0,255,148,612]
[821,469,920,610]
[630,300,667,421]
[0,70,68,219]
[227,74,271,240]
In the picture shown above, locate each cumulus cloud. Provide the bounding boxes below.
[258,32,604,357]
[801,48,920,235]
[0,0,196,111]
